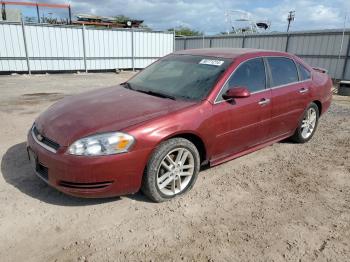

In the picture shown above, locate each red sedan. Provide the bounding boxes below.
[27,48,332,202]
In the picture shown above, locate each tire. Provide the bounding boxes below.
[141,138,200,202]
[290,102,319,143]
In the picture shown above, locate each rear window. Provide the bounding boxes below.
[267,57,298,87]
[297,63,311,80]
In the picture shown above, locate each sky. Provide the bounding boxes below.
[7,0,350,34]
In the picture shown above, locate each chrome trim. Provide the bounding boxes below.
[214,57,266,104]
[31,127,57,153]
[258,98,270,105]
[269,79,310,90]
[214,55,312,105]
[299,88,309,93]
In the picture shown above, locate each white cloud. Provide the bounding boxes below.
[248,0,346,32]
[15,0,350,33]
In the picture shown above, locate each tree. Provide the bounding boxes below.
[169,26,203,36]
[24,16,37,23]
[139,24,152,31]
[114,15,133,23]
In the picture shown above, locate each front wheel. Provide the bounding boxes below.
[141,138,200,202]
[290,102,319,143]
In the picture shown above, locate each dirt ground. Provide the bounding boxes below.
[0,72,349,262]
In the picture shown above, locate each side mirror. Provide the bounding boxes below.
[222,86,251,100]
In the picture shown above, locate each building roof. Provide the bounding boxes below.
[174,48,287,59]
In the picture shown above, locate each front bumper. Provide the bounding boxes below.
[27,131,152,198]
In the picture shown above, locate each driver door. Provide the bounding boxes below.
[210,57,272,162]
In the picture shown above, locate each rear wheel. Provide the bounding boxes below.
[141,138,200,202]
[290,102,319,143]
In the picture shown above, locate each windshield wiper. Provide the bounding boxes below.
[120,82,134,90]
[121,83,175,100]
[137,89,176,100]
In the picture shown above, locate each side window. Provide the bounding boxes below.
[297,63,311,80]
[267,57,298,87]
[219,58,266,100]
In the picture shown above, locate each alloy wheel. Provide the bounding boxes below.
[156,148,195,196]
[301,107,317,139]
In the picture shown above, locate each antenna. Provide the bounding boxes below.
[287,10,295,32]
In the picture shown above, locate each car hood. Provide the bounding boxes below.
[35,86,196,146]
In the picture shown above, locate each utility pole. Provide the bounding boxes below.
[287,10,295,32]
[1,2,6,21]
[68,5,72,24]
[36,3,40,23]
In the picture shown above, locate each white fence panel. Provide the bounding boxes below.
[133,31,173,68]
[85,29,132,70]
[0,23,27,71]
[24,25,84,71]
[0,22,174,73]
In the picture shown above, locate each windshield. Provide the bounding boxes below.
[126,55,231,101]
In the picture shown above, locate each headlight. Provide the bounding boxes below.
[68,132,135,156]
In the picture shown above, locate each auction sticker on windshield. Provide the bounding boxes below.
[199,59,224,66]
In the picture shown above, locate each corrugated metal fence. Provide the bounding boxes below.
[176,30,350,80]
[0,21,174,73]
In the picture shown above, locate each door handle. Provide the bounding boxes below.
[299,88,309,94]
[258,98,270,106]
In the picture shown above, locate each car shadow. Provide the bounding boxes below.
[1,142,123,206]
[278,137,297,144]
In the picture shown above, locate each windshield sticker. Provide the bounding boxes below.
[199,59,224,66]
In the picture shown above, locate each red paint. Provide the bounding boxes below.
[27,48,332,198]
[223,86,251,99]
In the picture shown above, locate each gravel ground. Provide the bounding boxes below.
[0,73,349,262]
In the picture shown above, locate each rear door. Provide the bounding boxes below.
[211,57,272,161]
[266,57,310,139]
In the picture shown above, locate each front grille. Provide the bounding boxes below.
[32,125,60,151]
[59,181,113,189]
[36,162,49,181]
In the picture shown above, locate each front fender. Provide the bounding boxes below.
[124,101,214,160]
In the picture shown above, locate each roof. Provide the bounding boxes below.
[174,48,287,59]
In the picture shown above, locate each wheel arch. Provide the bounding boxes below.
[160,132,208,165]
[312,100,322,115]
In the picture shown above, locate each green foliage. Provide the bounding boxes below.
[24,16,37,23]
[169,26,203,36]
[139,24,152,31]
[114,15,133,23]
